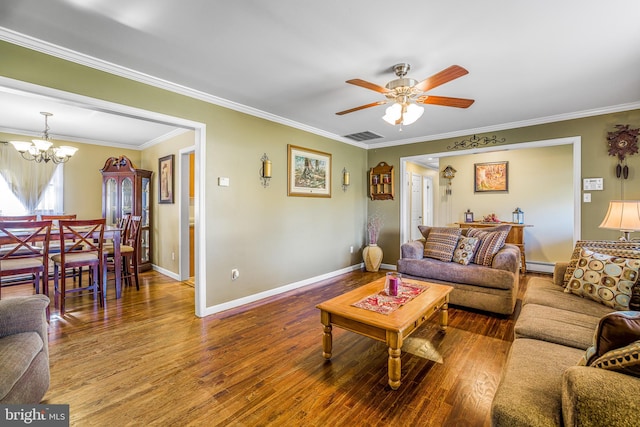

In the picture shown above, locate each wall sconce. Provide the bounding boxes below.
[260,153,272,188]
[342,168,350,191]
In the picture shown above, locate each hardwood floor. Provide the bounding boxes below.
[4,269,540,426]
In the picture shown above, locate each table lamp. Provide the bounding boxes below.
[599,200,640,241]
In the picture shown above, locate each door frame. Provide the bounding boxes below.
[399,136,582,259]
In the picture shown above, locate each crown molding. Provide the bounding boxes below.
[1,27,638,151]
[0,27,368,148]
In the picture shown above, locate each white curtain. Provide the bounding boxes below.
[0,143,58,213]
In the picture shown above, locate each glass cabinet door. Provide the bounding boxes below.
[141,177,150,227]
[105,178,118,226]
[121,177,133,218]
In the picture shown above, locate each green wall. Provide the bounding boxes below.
[0,41,368,310]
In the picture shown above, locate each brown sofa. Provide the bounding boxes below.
[0,295,50,403]
[491,256,640,426]
[397,226,520,315]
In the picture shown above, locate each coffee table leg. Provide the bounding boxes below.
[387,332,402,389]
[440,297,449,332]
[320,310,332,359]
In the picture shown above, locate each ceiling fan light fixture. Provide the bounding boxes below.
[382,102,424,126]
[382,103,402,125]
[403,103,424,125]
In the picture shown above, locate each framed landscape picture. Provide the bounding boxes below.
[159,154,175,204]
[474,161,508,192]
[287,145,331,197]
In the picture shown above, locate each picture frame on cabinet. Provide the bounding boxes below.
[159,154,175,204]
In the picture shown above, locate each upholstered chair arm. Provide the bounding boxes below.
[562,366,640,427]
[401,240,425,259]
[491,243,520,273]
[0,295,49,357]
[554,262,569,287]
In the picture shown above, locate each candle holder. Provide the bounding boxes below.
[385,272,402,296]
[260,153,271,188]
[342,167,350,191]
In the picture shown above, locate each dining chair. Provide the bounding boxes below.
[104,215,140,291]
[51,219,105,316]
[0,220,52,301]
[41,214,79,284]
[0,215,38,221]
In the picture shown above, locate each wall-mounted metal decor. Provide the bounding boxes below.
[447,134,506,151]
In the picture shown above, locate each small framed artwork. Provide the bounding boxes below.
[287,144,331,197]
[474,161,508,192]
[464,210,474,223]
[159,154,175,204]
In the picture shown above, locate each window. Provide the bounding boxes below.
[0,165,64,216]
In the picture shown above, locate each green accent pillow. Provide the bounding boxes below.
[565,249,639,310]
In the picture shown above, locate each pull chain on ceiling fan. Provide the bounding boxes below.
[336,63,474,126]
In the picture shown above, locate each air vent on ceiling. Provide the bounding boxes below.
[343,131,383,142]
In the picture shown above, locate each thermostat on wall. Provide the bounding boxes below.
[583,178,603,191]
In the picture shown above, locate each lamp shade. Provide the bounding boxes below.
[599,200,640,231]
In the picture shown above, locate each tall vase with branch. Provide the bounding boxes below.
[364,213,384,272]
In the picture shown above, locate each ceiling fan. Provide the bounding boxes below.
[336,63,474,126]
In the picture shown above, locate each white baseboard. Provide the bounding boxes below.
[525,261,555,274]
[202,263,365,316]
[151,264,180,280]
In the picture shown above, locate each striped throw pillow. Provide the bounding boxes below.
[423,227,462,262]
[467,228,509,266]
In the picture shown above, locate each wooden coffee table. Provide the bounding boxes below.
[316,277,452,389]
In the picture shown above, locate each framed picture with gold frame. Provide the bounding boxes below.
[474,161,508,192]
[159,154,175,204]
[287,145,331,197]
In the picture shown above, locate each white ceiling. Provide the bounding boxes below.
[0,0,639,150]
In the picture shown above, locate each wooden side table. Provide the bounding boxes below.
[457,222,532,273]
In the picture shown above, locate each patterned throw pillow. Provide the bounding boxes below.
[565,249,639,310]
[452,236,480,265]
[589,340,640,378]
[466,228,510,266]
[423,227,462,262]
[563,240,640,287]
[579,311,640,366]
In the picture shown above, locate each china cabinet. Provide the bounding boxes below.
[100,155,153,271]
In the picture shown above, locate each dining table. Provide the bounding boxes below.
[0,224,125,300]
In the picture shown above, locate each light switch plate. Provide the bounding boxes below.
[583,193,591,203]
[583,178,603,191]
[218,177,230,187]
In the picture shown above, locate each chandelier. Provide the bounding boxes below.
[9,112,78,164]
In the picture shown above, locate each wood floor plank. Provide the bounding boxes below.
[1,268,540,426]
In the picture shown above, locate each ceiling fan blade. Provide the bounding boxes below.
[336,100,388,115]
[414,65,469,93]
[346,79,392,94]
[416,95,475,108]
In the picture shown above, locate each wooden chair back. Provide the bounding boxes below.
[41,214,77,228]
[0,215,38,221]
[0,220,53,298]
[56,219,105,267]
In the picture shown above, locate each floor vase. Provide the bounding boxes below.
[363,244,383,272]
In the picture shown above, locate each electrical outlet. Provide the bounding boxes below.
[171,252,175,260]
[231,269,240,280]
[350,246,354,254]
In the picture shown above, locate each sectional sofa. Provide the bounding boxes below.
[492,241,640,426]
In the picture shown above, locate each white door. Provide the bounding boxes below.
[410,173,423,240]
